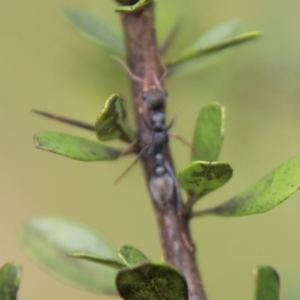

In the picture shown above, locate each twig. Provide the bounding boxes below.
[117,3,207,299]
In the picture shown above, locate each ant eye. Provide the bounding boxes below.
[142,91,147,100]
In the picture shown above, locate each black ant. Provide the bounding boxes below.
[111,56,174,181]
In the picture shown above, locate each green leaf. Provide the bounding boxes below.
[68,251,125,269]
[20,216,119,295]
[186,19,243,49]
[0,263,21,300]
[168,31,261,72]
[34,131,121,161]
[115,0,153,13]
[117,245,149,267]
[253,266,280,300]
[191,102,225,162]
[62,8,125,56]
[95,94,134,143]
[178,161,233,206]
[197,156,300,217]
[116,263,188,300]
[167,19,262,75]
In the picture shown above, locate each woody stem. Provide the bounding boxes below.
[118,3,207,300]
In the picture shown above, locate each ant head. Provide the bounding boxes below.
[142,87,168,110]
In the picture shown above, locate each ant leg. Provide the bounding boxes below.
[164,161,195,252]
[120,140,138,156]
[110,55,144,83]
[166,115,177,131]
[166,116,196,152]
[164,161,183,212]
[178,210,195,252]
[114,145,149,185]
[168,132,197,153]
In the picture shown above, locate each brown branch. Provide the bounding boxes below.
[118,3,207,300]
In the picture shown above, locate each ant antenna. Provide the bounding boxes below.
[149,54,168,89]
[111,54,168,89]
[110,55,144,83]
[168,133,197,153]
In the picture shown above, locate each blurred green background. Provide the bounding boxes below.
[1,0,300,299]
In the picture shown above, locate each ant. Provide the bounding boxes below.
[112,55,188,213]
[111,56,174,181]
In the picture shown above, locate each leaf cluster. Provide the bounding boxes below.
[15,217,279,300]
[4,1,298,300]
[32,7,274,219]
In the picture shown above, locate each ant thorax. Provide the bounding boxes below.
[150,110,165,130]
[149,130,168,155]
[146,110,169,155]
[142,86,168,110]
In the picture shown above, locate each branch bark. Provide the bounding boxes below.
[118,3,207,300]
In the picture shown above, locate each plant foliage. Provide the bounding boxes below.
[19,1,300,300]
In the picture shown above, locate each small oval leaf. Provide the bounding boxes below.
[191,102,225,162]
[178,161,233,206]
[95,94,134,143]
[0,262,21,300]
[197,156,300,217]
[62,8,125,56]
[253,266,280,300]
[116,263,188,300]
[68,251,125,269]
[20,216,118,295]
[115,0,153,13]
[34,131,121,161]
[117,245,149,267]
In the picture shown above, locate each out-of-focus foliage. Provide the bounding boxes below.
[115,0,154,13]
[0,263,21,300]
[253,266,280,300]
[68,251,126,269]
[166,20,262,76]
[20,217,119,295]
[2,1,300,300]
[63,8,125,55]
